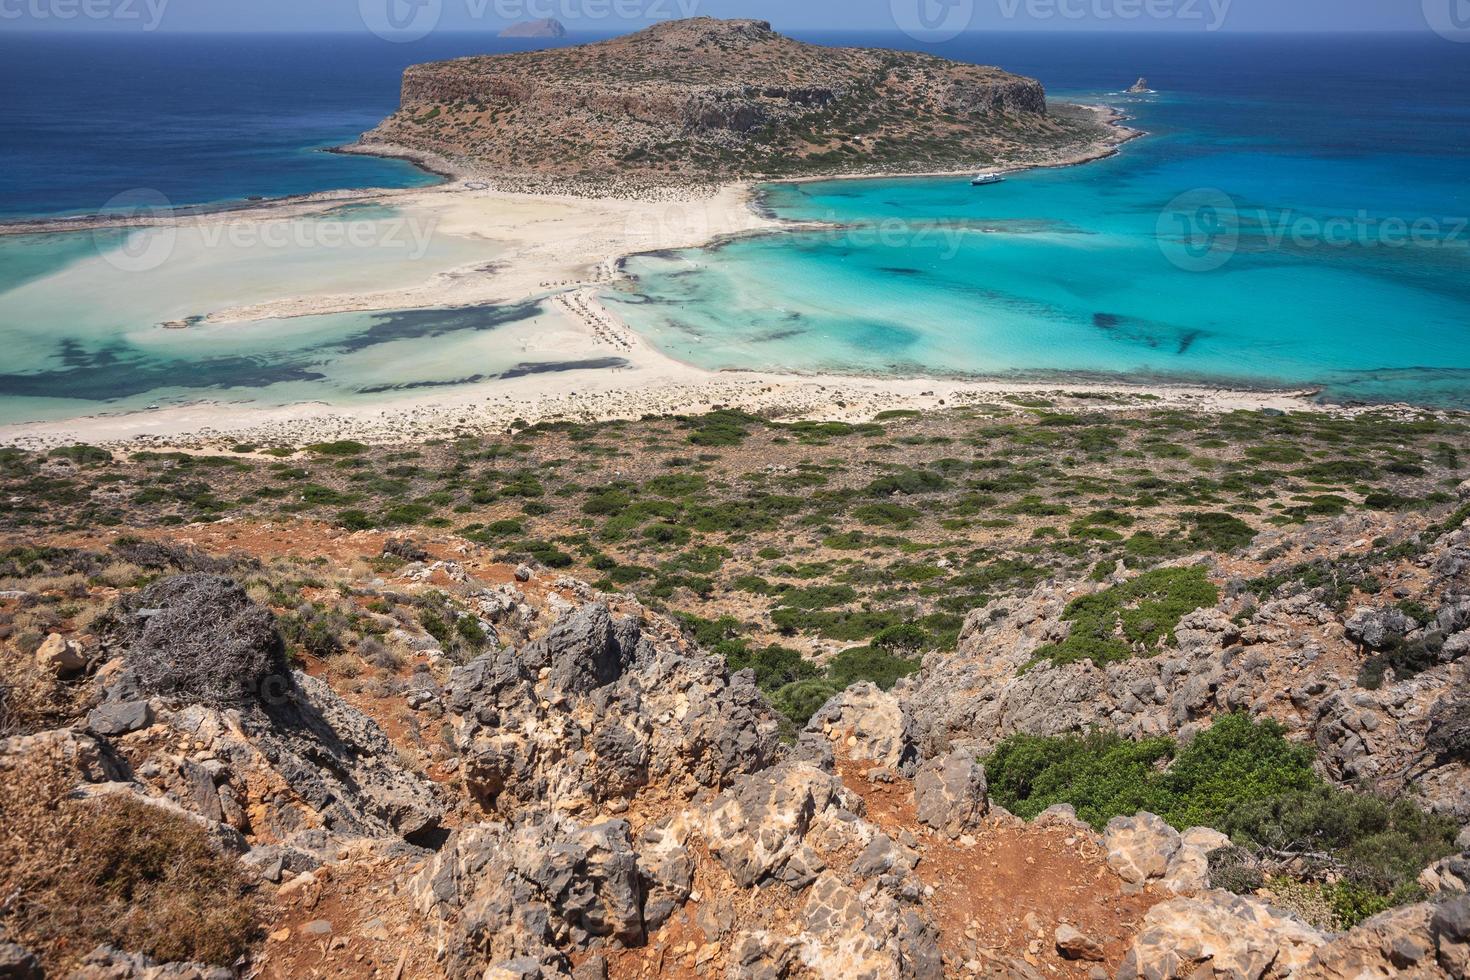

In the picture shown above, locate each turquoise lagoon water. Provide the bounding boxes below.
[605,34,1470,407]
[0,208,613,424]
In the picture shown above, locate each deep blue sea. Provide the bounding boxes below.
[2,30,1469,421]
[0,32,588,218]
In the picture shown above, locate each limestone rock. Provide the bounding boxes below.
[636,818,695,931]
[0,940,42,980]
[447,603,780,822]
[913,749,988,838]
[1163,826,1232,894]
[807,681,917,775]
[69,944,233,979]
[240,670,443,838]
[412,819,650,976]
[1105,812,1181,884]
[35,632,86,676]
[86,699,153,736]
[0,728,125,784]
[1419,852,1470,894]
[704,761,850,888]
[1304,901,1444,978]
[1119,890,1325,979]
[1032,803,1093,831]
[795,872,942,979]
[1433,895,1470,977]
[1345,606,1417,650]
[1055,923,1105,961]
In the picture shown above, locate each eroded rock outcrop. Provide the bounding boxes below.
[902,518,1470,819]
[446,602,781,822]
[413,600,949,979]
[1119,890,1327,979]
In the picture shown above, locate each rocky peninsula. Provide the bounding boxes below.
[355,17,1129,195]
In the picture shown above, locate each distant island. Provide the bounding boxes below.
[357,17,1129,193]
[498,17,567,38]
[1127,76,1153,93]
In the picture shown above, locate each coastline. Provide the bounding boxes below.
[0,363,1367,452]
[2,97,1359,453]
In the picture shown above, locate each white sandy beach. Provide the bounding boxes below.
[0,172,1401,452]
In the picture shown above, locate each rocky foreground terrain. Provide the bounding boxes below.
[2,400,1469,977]
[359,18,1121,193]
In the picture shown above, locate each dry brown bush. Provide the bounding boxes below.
[0,644,90,737]
[0,749,261,971]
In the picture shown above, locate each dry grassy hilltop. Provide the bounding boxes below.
[358,18,1123,192]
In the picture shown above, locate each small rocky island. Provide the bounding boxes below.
[1128,76,1152,93]
[498,17,566,38]
[360,17,1123,192]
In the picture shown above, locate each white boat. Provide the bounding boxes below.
[970,172,1005,186]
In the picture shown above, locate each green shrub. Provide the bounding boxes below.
[335,509,374,530]
[382,502,434,525]
[825,646,920,690]
[726,644,822,691]
[687,409,764,446]
[1002,495,1071,517]
[865,469,949,496]
[985,729,1175,826]
[872,622,928,652]
[1186,512,1256,552]
[48,444,112,465]
[582,488,631,515]
[851,502,921,528]
[1029,565,1218,668]
[298,484,356,507]
[770,678,841,726]
[983,715,1458,923]
[306,439,368,456]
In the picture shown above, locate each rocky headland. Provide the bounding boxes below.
[355,18,1128,194]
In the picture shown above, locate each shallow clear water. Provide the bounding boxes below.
[606,33,1470,407]
[0,209,603,424]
